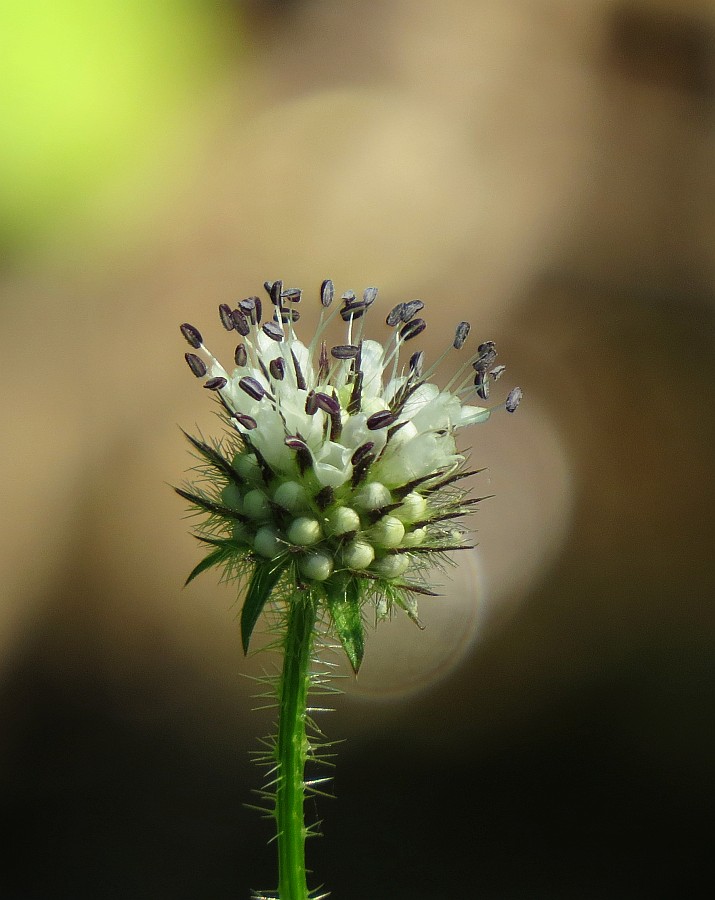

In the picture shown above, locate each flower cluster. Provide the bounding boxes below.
[178,280,521,670]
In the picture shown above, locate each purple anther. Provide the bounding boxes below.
[234,343,247,367]
[505,386,523,413]
[281,288,302,302]
[474,370,490,401]
[330,344,360,360]
[269,280,283,306]
[263,281,273,297]
[218,303,235,331]
[321,279,334,308]
[284,435,312,473]
[367,409,398,430]
[400,300,424,322]
[305,391,319,415]
[409,350,425,376]
[490,364,506,381]
[233,413,257,430]
[473,341,497,372]
[315,392,341,416]
[386,303,405,327]
[232,309,250,337]
[399,318,426,342]
[269,357,285,381]
[180,323,203,349]
[184,352,207,378]
[362,286,378,305]
[342,290,356,302]
[239,297,256,314]
[351,442,375,465]
[262,321,284,342]
[274,308,300,324]
[238,376,266,401]
[453,321,471,349]
[290,349,307,390]
[340,299,369,321]
[204,376,227,391]
[254,295,262,324]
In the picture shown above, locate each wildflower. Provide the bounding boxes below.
[178,280,521,673]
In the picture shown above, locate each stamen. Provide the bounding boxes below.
[305,391,319,415]
[185,353,207,377]
[204,376,227,391]
[269,358,285,381]
[367,410,398,430]
[234,343,248,367]
[505,386,523,413]
[315,392,342,440]
[409,350,424,377]
[351,452,375,487]
[363,286,378,305]
[275,308,300,324]
[351,442,375,465]
[239,376,266,401]
[269,280,283,306]
[314,485,334,510]
[400,300,424,322]
[180,323,203,349]
[453,321,471,349]
[281,288,302,303]
[399,318,426,342]
[262,321,284,342]
[474,370,490,400]
[254,295,263,324]
[318,342,330,382]
[347,370,363,414]
[232,309,251,337]
[233,413,257,430]
[320,279,334,307]
[284,436,312,474]
[473,341,497,372]
[330,344,359,360]
[490,364,506,381]
[219,303,235,331]
[386,303,405,326]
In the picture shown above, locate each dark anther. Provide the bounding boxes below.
[340,300,369,321]
[351,442,375,465]
[400,300,424,322]
[453,321,471,349]
[320,279,334,308]
[219,303,235,331]
[347,370,363,415]
[342,290,356,302]
[232,309,250,337]
[281,288,302,302]
[239,296,258,325]
[269,280,283,306]
[331,344,360,360]
[490,364,506,381]
[238,376,266,401]
[180,323,203,349]
[315,392,340,416]
[234,343,247,367]
[399,318,426,342]
[362,286,378,305]
[408,350,424,377]
[367,409,398,430]
[284,436,312,474]
[291,350,307,390]
[386,303,405,327]
[314,485,334,511]
[473,341,497,372]
[233,413,257,430]
[204,376,227,391]
[351,452,375,487]
[184,353,206,377]
[274,308,300,324]
[262,321,284,342]
[263,281,274,297]
[505,386,523,413]
[305,391,318,415]
[269,357,285,381]
[474,370,490,401]
[254,295,262,324]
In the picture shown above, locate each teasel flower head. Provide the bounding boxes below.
[177,280,522,672]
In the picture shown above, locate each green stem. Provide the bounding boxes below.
[276,593,317,900]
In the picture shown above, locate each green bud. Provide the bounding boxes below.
[370,554,409,578]
[325,506,360,536]
[341,539,375,570]
[221,482,243,510]
[254,525,282,558]
[401,526,427,547]
[287,516,322,546]
[354,481,391,511]
[232,521,250,544]
[234,452,261,483]
[243,488,270,521]
[369,515,405,548]
[299,550,334,582]
[273,480,309,512]
[396,491,426,524]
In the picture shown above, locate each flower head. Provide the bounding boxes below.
[178,280,521,671]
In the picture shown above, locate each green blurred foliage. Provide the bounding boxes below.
[0,0,238,257]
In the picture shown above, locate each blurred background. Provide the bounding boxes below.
[1,0,713,897]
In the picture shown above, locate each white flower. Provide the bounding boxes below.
[178,280,521,671]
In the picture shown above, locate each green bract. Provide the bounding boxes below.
[178,280,521,672]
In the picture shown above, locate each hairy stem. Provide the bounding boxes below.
[276,593,317,900]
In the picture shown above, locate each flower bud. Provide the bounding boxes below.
[234,452,261,483]
[221,483,243,510]
[243,488,270,520]
[370,555,409,578]
[254,525,282,558]
[341,540,375,570]
[396,491,426,524]
[369,515,405,548]
[273,480,308,512]
[299,550,334,582]
[401,527,426,547]
[354,481,391,511]
[287,516,322,546]
[325,507,360,536]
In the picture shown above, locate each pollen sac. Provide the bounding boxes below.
[269,357,286,380]
[315,392,340,416]
[330,344,360,360]
[367,410,398,430]
[219,303,235,331]
[269,280,283,306]
[473,341,497,372]
[233,412,257,429]
[409,350,425,377]
[490,364,506,381]
[232,309,250,336]
[234,343,248,367]
[262,321,284,342]
[281,288,302,303]
[351,442,375,465]
[399,318,426,342]
[204,376,227,391]
[239,376,266,401]
[185,352,207,377]
[180,323,203,349]
[400,299,424,322]
[320,279,334,307]
[453,321,471,349]
[362,286,378,305]
[386,303,405,326]
[474,370,490,400]
[505,386,523,413]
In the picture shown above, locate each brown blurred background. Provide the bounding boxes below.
[1,1,714,897]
